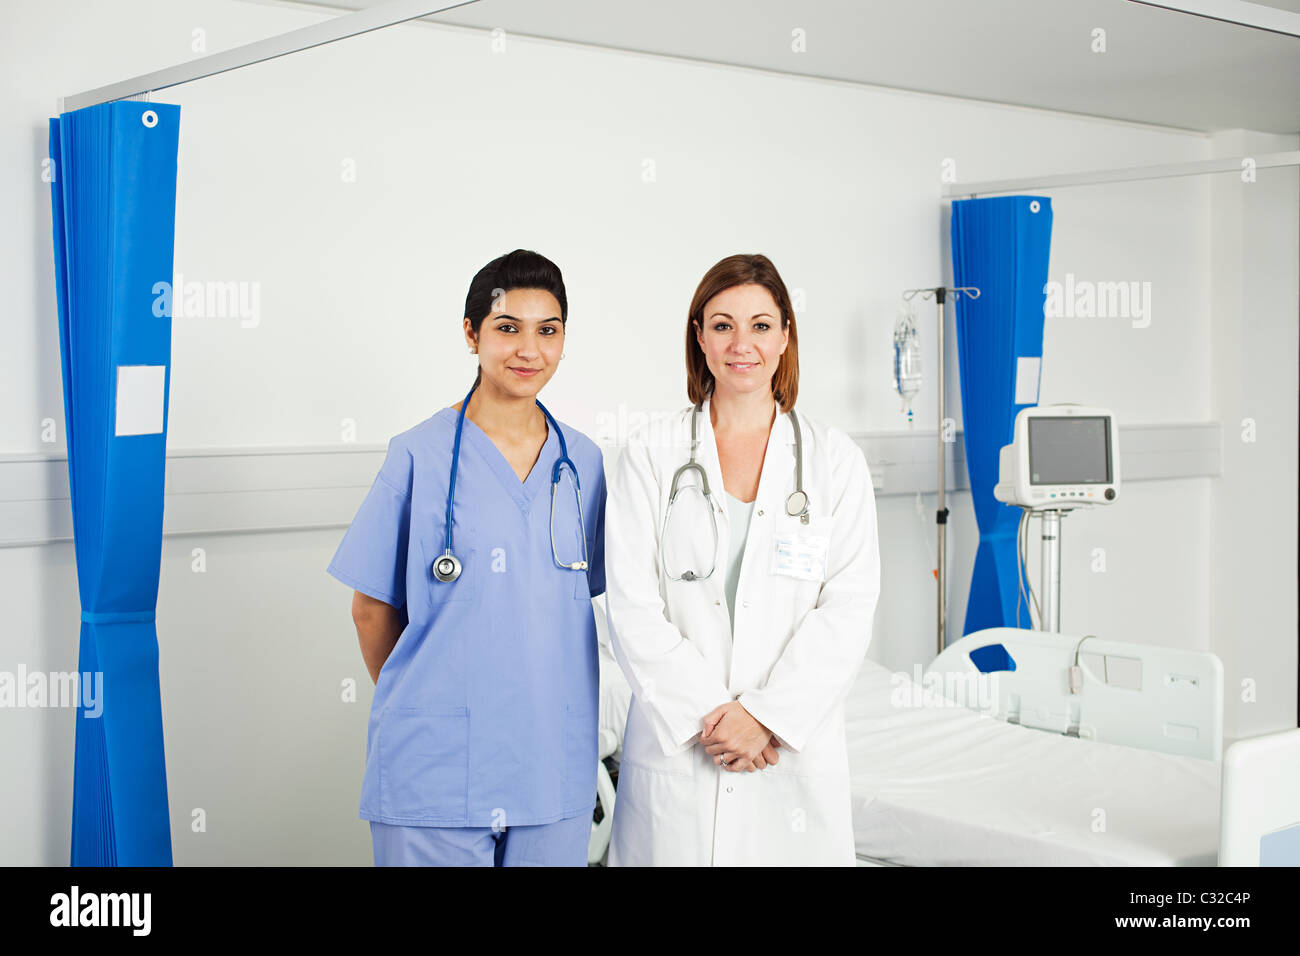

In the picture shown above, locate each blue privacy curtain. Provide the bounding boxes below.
[950,196,1052,636]
[49,101,180,865]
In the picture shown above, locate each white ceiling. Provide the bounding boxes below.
[296,0,1300,134]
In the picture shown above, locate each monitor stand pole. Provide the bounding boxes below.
[1038,508,1067,633]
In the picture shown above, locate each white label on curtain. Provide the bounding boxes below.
[1014,356,1041,406]
[115,365,165,436]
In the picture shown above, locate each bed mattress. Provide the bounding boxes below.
[845,658,1221,866]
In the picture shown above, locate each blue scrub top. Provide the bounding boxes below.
[328,406,606,828]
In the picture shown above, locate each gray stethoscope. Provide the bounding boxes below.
[663,401,808,582]
[432,382,588,583]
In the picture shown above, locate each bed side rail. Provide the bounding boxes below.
[925,627,1223,761]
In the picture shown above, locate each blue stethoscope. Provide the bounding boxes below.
[432,382,588,583]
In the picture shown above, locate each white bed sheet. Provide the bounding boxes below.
[846,658,1222,866]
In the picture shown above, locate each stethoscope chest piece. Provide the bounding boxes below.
[786,489,809,522]
[432,552,462,583]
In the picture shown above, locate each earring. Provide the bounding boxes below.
[561,352,566,359]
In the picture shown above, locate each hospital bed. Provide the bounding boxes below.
[848,632,1223,866]
[590,606,1300,866]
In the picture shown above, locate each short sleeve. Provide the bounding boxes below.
[586,448,608,598]
[327,438,413,608]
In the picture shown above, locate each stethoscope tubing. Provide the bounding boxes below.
[439,381,583,580]
[664,399,810,582]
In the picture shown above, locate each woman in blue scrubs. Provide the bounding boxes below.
[327,249,606,866]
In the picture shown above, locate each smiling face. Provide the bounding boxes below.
[694,283,789,400]
[465,287,565,400]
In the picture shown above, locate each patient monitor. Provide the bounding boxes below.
[994,405,1119,510]
[993,404,1120,633]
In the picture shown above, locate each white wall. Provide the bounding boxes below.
[1,0,1295,864]
[1208,130,1300,740]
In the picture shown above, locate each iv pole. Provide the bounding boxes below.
[901,285,980,657]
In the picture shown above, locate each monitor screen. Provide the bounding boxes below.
[1028,417,1111,485]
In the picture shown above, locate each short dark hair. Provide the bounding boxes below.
[464,250,568,387]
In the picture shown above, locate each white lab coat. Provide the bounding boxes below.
[604,395,881,866]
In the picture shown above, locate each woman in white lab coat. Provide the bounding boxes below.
[604,253,881,866]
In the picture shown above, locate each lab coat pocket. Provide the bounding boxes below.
[764,516,835,633]
[378,707,469,820]
[769,515,835,584]
[418,531,478,605]
[562,703,598,813]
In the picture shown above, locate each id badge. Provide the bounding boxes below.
[772,531,829,582]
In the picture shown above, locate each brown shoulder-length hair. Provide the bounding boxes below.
[686,254,799,411]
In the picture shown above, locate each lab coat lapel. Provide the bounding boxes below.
[695,396,722,507]
[695,396,728,575]
[752,408,795,515]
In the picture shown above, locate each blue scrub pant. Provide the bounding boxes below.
[370,814,591,867]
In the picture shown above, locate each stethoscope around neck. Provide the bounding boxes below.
[432,381,588,583]
[663,399,809,582]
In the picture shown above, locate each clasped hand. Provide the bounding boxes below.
[700,701,780,772]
